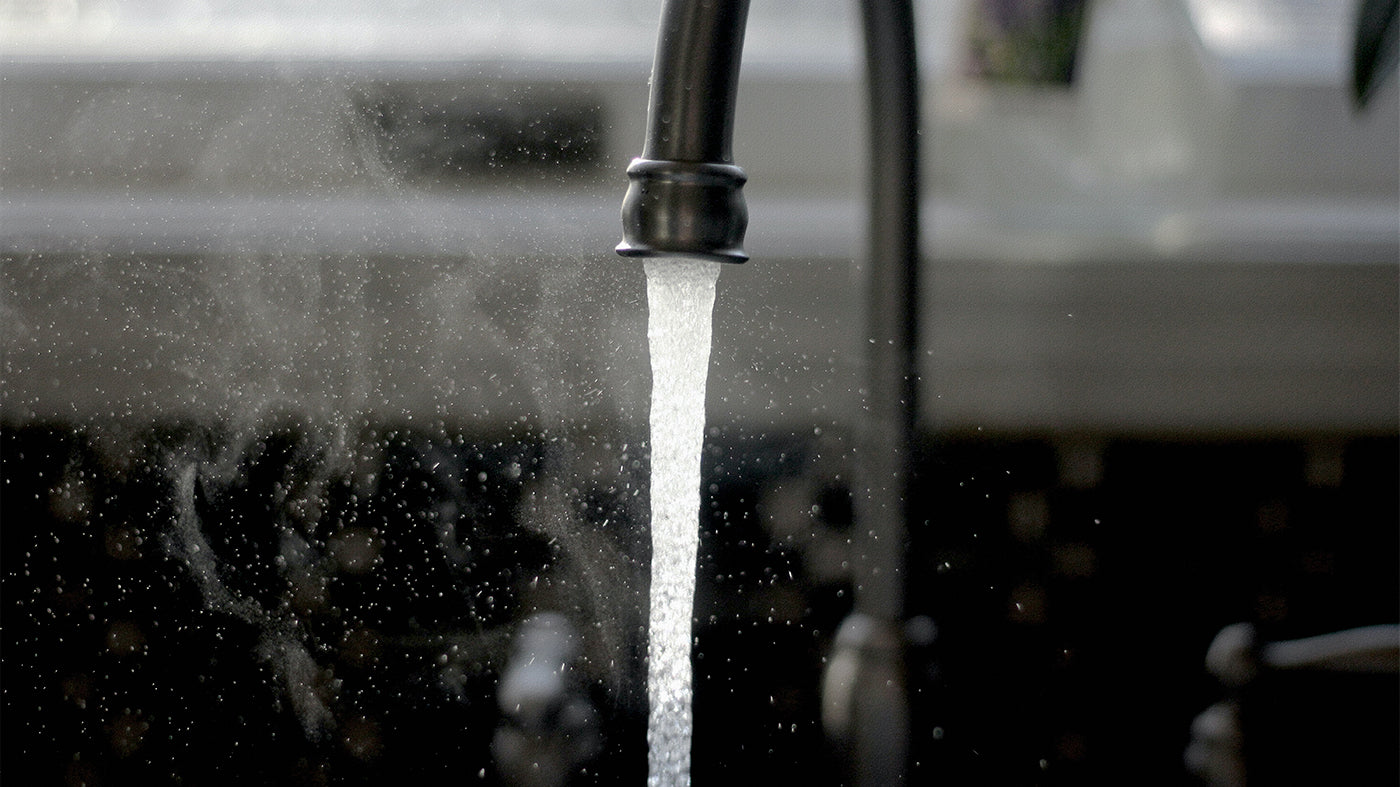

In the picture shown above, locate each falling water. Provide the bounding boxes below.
[643,258,721,787]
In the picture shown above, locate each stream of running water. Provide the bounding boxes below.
[642,258,721,787]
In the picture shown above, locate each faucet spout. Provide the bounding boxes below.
[619,0,923,782]
[617,0,751,263]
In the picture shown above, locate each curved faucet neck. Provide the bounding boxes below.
[643,0,750,164]
[617,0,751,264]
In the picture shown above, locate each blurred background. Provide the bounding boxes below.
[2,0,1396,784]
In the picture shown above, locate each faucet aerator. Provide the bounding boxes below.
[618,157,749,264]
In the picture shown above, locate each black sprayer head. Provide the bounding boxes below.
[617,0,752,264]
[617,158,748,264]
